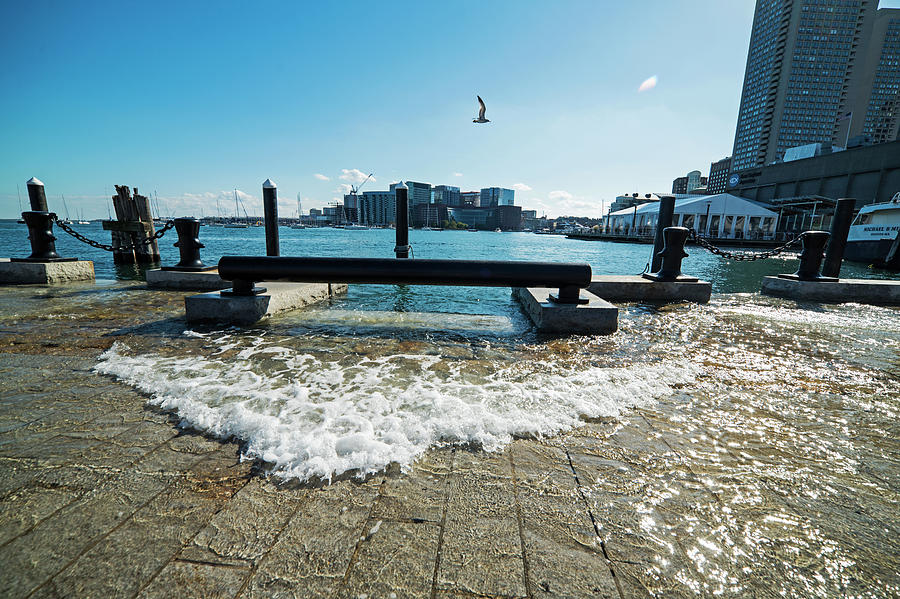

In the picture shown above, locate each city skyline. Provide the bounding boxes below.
[2,1,899,220]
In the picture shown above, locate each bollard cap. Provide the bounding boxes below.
[263,179,277,189]
[395,181,407,190]
[27,177,44,187]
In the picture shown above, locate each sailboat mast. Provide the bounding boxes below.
[16,184,23,212]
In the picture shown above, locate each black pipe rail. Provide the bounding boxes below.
[217,256,592,304]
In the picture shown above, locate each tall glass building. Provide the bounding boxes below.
[731,0,875,172]
[855,9,900,143]
[479,187,515,207]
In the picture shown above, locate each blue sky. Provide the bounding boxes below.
[2,1,898,219]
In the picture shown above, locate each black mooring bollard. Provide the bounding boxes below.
[26,177,48,211]
[779,231,837,282]
[12,211,74,262]
[164,217,214,271]
[650,195,676,273]
[642,226,697,282]
[394,181,409,259]
[821,198,855,279]
[263,179,279,257]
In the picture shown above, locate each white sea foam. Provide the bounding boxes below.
[95,337,696,482]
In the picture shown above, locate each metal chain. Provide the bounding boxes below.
[52,214,175,252]
[688,229,805,261]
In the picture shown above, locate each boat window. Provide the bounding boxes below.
[851,213,871,225]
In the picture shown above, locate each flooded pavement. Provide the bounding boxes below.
[0,281,898,598]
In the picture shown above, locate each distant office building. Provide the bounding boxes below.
[414,203,448,228]
[672,171,706,195]
[358,191,396,226]
[460,191,481,207]
[309,208,322,217]
[610,194,659,214]
[448,205,522,231]
[851,8,900,144]
[707,157,732,194]
[480,187,515,207]
[393,181,432,208]
[686,170,703,193]
[731,0,876,172]
[433,185,461,207]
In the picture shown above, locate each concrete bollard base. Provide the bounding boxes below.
[0,258,95,284]
[185,282,348,324]
[761,276,900,305]
[146,268,231,290]
[588,275,711,303]
[513,287,618,334]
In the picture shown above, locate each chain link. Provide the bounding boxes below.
[52,214,175,252]
[688,229,805,261]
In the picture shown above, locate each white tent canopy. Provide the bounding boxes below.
[604,193,779,240]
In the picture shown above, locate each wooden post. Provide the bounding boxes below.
[103,184,161,264]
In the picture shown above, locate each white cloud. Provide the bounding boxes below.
[638,75,658,93]
[314,173,330,181]
[339,169,375,184]
[512,183,532,192]
[548,190,573,200]
[524,189,603,218]
[336,183,353,195]
[453,172,463,177]
[156,189,261,218]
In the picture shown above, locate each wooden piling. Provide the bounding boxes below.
[103,185,161,264]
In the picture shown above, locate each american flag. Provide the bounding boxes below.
[837,111,852,122]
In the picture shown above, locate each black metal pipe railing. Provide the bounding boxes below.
[217,256,593,304]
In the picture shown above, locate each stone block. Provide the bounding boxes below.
[761,276,900,305]
[0,258,94,284]
[513,287,617,334]
[185,282,348,324]
[146,268,231,290]
[588,274,711,303]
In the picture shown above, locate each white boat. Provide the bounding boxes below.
[845,192,900,268]
[344,224,368,230]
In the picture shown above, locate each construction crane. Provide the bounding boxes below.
[350,173,374,196]
[343,172,374,224]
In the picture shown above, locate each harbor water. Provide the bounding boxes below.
[1,221,899,595]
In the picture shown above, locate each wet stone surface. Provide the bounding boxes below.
[0,281,898,598]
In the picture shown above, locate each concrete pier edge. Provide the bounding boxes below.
[0,258,95,284]
[588,274,712,303]
[761,275,900,305]
[513,287,618,334]
[185,281,348,324]
[146,268,231,291]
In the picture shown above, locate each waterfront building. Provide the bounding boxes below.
[447,205,523,231]
[391,181,432,209]
[672,177,688,195]
[460,191,481,207]
[414,203,448,228]
[480,187,515,207]
[358,191,396,226]
[731,0,876,172]
[708,157,732,194]
[726,138,900,209]
[605,193,779,240]
[433,185,461,207]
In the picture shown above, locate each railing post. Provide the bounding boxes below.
[263,179,280,257]
[394,181,409,259]
[642,227,697,282]
[168,217,210,270]
[650,195,675,272]
[779,231,836,282]
[821,198,855,279]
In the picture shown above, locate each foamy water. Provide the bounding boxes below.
[95,331,697,481]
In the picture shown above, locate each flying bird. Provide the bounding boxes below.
[473,95,490,123]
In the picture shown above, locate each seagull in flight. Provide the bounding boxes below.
[473,95,490,123]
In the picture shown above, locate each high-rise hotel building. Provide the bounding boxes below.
[853,8,900,144]
[731,0,875,172]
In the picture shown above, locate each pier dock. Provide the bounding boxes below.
[1,282,898,598]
